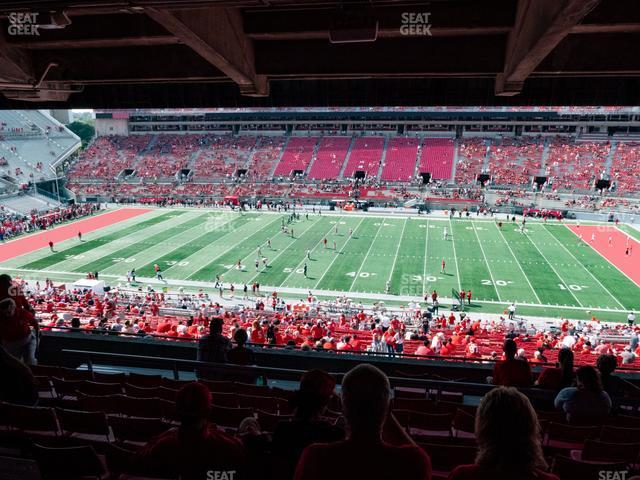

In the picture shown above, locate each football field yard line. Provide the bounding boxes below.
[184,215,282,280]
[18,210,179,271]
[100,212,224,275]
[422,219,430,295]
[492,223,542,304]
[136,214,251,277]
[471,222,502,303]
[244,216,319,285]
[348,221,385,291]
[278,218,342,287]
[386,218,407,284]
[74,212,210,274]
[524,229,584,307]
[314,217,365,289]
[3,264,635,315]
[51,211,198,273]
[562,225,640,293]
[542,225,626,310]
[448,218,462,292]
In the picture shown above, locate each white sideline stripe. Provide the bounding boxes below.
[565,225,640,289]
[525,228,584,307]
[542,225,626,310]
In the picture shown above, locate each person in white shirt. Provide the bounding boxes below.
[628,312,636,326]
[561,334,576,350]
[369,334,386,353]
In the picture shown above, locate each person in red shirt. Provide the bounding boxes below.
[132,382,245,479]
[294,364,431,480]
[448,387,558,480]
[492,339,533,387]
[466,290,472,305]
[415,341,433,356]
[0,275,38,365]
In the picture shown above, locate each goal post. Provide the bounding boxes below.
[451,288,464,311]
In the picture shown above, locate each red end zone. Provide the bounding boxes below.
[0,208,152,263]
[566,225,640,287]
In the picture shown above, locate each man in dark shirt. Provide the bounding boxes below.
[492,339,533,387]
[198,317,231,363]
[272,370,344,470]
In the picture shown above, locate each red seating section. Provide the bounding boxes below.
[455,138,486,184]
[610,142,640,193]
[273,137,318,177]
[307,137,351,180]
[546,139,611,191]
[487,137,545,186]
[342,137,384,178]
[380,137,420,181]
[420,138,455,180]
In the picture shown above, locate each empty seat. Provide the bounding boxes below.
[0,403,59,435]
[599,425,640,443]
[551,455,626,480]
[544,423,600,450]
[237,394,279,414]
[407,412,453,437]
[55,408,110,441]
[31,443,108,480]
[123,384,160,399]
[76,381,123,397]
[574,439,640,464]
[127,373,163,388]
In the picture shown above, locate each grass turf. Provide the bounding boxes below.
[3,208,639,321]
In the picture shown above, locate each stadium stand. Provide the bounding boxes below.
[419,138,456,181]
[273,136,319,177]
[380,137,420,182]
[192,135,259,179]
[0,110,80,185]
[545,139,611,191]
[610,142,640,193]
[246,136,287,180]
[487,137,545,186]
[307,136,352,180]
[341,137,385,179]
[454,138,487,185]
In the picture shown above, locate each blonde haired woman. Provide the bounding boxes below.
[448,387,558,480]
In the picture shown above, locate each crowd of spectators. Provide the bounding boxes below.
[3,269,640,479]
[0,202,98,241]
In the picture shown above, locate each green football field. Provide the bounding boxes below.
[3,208,640,322]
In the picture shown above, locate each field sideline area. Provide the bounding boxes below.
[2,207,639,323]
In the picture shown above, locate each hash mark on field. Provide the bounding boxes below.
[493,223,541,304]
[349,221,385,292]
[525,229,583,308]
[470,223,501,302]
[387,219,407,284]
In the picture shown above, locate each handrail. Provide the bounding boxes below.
[42,326,551,368]
[58,348,508,397]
